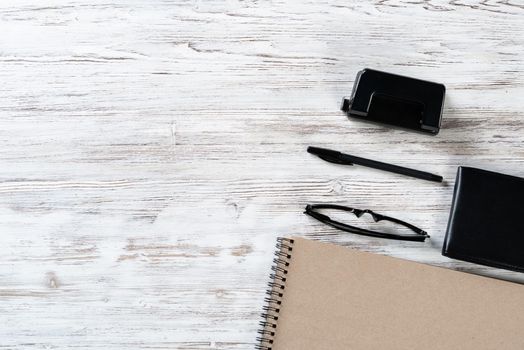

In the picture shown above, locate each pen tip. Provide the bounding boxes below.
[434,175,444,183]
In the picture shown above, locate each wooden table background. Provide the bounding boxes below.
[1,1,523,349]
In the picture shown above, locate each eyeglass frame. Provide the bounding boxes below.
[304,204,429,242]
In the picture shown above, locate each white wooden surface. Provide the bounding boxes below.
[1,1,524,348]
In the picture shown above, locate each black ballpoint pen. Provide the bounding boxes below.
[307,146,443,183]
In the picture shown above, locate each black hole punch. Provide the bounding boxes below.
[341,69,445,135]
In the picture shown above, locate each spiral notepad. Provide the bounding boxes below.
[257,237,524,349]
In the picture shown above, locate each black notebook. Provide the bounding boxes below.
[443,166,524,272]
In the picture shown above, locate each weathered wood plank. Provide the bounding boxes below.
[0,0,523,348]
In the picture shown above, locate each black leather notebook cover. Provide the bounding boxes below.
[443,166,524,273]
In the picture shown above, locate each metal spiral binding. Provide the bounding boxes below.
[255,237,294,350]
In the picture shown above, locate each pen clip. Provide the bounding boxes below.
[318,154,353,165]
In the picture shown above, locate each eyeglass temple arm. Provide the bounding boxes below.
[304,208,330,222]
[371,212,427,236]
[307,204,357,213]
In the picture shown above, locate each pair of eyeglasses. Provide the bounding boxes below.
[304,204,429,242]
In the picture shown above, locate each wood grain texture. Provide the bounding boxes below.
[0,0,523,348]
